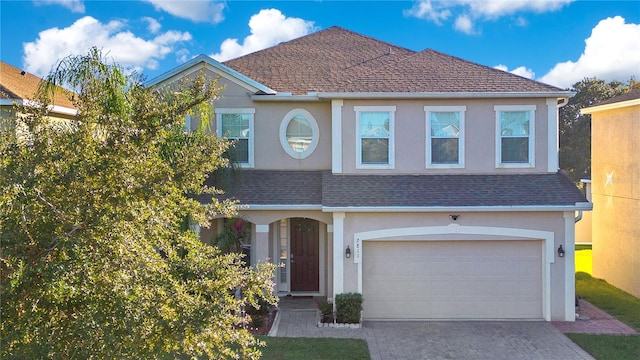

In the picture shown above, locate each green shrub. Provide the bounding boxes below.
[317,299,334,323]
[335,293,363,324]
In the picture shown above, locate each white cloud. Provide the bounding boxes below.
[144,0,225,23]
[494,64,535,79]
[35,0,85,13]
[406,0,574,34]
[454,14,475,34]
[404,0,451,25]
[465,0,574,19]
[211,9,316,61]
[143,17,162,34]
[539,16,640,88]
[22,16,192,77]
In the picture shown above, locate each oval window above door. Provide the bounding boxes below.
[279,109,320,159]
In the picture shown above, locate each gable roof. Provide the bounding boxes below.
[206,170,590,211]
[0,61,75,110]
[145,54,276,94]
[223,26,569,97]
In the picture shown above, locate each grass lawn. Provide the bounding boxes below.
[570,248,640,360]
[257,336,370,360]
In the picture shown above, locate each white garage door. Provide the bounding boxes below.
[362,240,543,320]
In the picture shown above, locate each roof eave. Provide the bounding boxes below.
[250,91,575,101]
[322,202,592,213]
[581,98,640,114]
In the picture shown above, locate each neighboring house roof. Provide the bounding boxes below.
[207,170,589,210]
[223,26,567,96]
[0,61,75,110]
[581,88,640,114]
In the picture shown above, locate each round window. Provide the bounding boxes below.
[280,109,319,159]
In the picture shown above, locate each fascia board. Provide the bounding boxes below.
[232,204,323,211]
[145,54,276,95]
[1,99,77,115]
[250,91,575,101]
[322,202,593,213]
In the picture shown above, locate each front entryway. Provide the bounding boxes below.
[290,218,320,292]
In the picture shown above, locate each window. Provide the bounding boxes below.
[279,109,319,159]
[495,105,536,167]
[355,106,395,168]
[216,108,255,167]
[425,106,465,167]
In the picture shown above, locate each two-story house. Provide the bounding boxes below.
[148,26,591,322]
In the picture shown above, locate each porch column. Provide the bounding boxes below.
[254,224,270,264]
[563,211,576,321]
[332,212,345,301]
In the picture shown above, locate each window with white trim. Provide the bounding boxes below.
[425,106,465,167]
[495,105,536,167]
[355,106,395,168]
[279,109,319,159]
[216,108,255,167]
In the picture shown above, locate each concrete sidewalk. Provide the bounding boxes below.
[270,297,595,360]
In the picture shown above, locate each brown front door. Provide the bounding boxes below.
[290,218,319,292]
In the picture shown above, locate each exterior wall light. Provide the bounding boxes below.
[450,214,459,221]
[558,244,565,258]
[345,246,351,258]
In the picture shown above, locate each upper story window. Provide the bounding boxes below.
[216,108,255,168]
[279,109,319,159]
[495,105,536,167]
[425,106,466,168]
[355,106,395,169]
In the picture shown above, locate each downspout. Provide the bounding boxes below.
[575,210,583,223]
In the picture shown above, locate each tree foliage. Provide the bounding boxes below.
[559,77,636,182]
[0,48,276,359]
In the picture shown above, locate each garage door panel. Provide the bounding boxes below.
[362,240,543,320]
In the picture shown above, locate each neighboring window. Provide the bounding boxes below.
[279,109,319,159]
[216,108,255,167]
[355,106,395,168]
[495,105,536,167]
[425,106,466,167]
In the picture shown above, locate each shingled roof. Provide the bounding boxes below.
[207,170,588,209]
[223,26,565,95]
[0,61,75,110]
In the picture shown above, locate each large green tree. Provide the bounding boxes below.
[559,77,635,183]
[0,49,276,359]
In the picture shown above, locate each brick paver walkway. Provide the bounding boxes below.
[552,299,637,334]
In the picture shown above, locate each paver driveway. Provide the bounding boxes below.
[272,308,594,360]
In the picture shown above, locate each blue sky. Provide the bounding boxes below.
[1,0,638,89]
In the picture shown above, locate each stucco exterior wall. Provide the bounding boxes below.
[338,98,551,174]
[591,105,640,298]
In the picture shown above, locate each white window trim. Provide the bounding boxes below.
[279,108,320,160]
[424,106,466,169]
[354,106,396,169]
[215,108,255,168]
[495,105,536,168]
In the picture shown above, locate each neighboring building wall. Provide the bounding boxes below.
[575,180,592,244]
[591,104,640,298]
